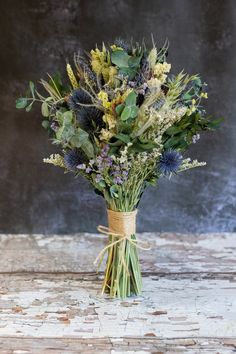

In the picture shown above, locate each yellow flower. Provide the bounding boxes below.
[147,78,162,89]
[110,44,123,51]
[187,105,196,116]
[99,128,114,142]
[107,66,118,87]
[159,74,167,84]
[90,48,108,76]
[200,92,208,99]
[162,62,171,73]
[98,90,111,109]
[103,113,117,130]
[153,62,171,81]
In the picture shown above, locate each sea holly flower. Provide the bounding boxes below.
[64,149,87,170]
[158,150,183,176]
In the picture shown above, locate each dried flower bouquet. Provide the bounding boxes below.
[16,38,220,298]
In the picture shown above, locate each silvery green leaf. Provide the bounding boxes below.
[16,98,28,109]
[41,102,49,117]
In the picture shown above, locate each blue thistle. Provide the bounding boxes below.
[158,150,182,176]
[68,89,91,111]
[64,149,87,170]
[76,106,104,132]
[68,89,104,133]
[114,38,131,52]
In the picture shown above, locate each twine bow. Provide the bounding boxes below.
[94,209,151,271]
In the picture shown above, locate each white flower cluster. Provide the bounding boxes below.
[178,158,206,172]
[43,154,65,168]
[146,105,187,140]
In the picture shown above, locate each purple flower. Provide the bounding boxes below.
[101,144,109,156]
[113,176,123,185]
[50,121,59,132]
[85,167,92,173]
[77,163,86,170]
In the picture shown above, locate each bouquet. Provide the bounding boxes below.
[16,38,220,298]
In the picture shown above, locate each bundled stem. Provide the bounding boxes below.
[102,234,142,298]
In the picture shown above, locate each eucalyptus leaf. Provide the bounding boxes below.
[125,91,137,106]
[63,111,73,124]
[42,120,50,129]
[111,50,130,68]
[121,106,131,121]
[115,103,124,116]
[16,98,28,109]
[130,106,139,118]
[81,139,94,158]
[61,125,75,140]
[41,102,49,117]
[119,67,136,79]
[26,102,33,112]
[128,56,141,68]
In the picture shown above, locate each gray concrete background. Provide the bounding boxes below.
[0,0,235,234]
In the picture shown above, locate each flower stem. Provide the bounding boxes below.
[102,235,142,298]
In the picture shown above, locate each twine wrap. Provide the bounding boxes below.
[107,209,137,237]
[95,209,150,268]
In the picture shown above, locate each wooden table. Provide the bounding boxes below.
[0,232,235,353]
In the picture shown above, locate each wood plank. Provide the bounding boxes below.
[0,233,235,273]
[0,336,235,353]
[0,273,235,340]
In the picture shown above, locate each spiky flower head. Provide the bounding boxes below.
[158,150,182,176]
[114,38,131,52]
[64,149,87,170]
[68,89,104,133]
[68,89,91,112]
[76,106,104,133]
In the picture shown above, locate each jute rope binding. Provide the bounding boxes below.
[94,209,151,267]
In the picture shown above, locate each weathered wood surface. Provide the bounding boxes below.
[0,233,236,353]
[0,232,235,273]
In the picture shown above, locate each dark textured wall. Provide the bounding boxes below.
[0,0,235,234]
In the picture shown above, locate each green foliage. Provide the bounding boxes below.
[109,185,119,198]
[166,73,200,107]
[16,97,28,109]
[15,37,222,213]
[54,111,94,158]
[162,112,221,151]
[41,101,49,117]
[16,81,37,111]
[115,91,139,122]
[130,137,158,153]
[111,50,141,79]
[48,72,70,96]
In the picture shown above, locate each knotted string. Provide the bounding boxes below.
[94,209,151,271]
